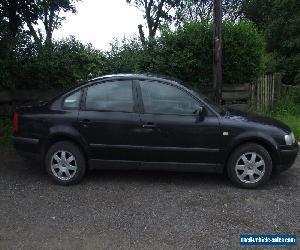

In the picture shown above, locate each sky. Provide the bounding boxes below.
[53,0,145,51]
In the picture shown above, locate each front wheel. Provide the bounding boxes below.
[227,143,272,188]
[45,141,86,185]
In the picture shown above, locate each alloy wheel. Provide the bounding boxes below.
[51,150,77,181]
[235,152,265,184]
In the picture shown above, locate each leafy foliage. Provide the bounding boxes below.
[268,89,300,140]
[34,0,79,44]
[107,21,265,88]
[174,0,244,24]
[222,21,265,85]
[0,0,83,90]
[242,0,300,85]
[1,5,265,91]
[0,0,78,44]
[1,37,108,89]
[0,118,12,146]
[126,0,180,39]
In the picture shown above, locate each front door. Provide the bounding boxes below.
[136,80,221,168]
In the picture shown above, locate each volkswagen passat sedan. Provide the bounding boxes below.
[12,74,299,188]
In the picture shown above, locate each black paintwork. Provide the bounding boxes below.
[12,74,299,173]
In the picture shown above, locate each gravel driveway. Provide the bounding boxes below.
[0,147,299,250]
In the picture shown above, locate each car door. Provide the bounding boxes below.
[78,79,142,163]
[136,79,221,169]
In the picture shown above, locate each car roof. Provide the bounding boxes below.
[51,74,189,103]
[89,73,173,81]
[85,73,190,89]
[48,73,195,109]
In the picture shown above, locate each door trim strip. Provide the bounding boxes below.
[89,143,219,153]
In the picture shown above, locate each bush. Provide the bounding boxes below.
[0,117,12,146]
[222,21,265,85]
[153,22,213,86]
[264,86,300,141]
[0,36,108,90]
[270,96,300,116]
[1,21,266,90]
[108,21,266,89]
[291,84,300,104]
[107,37,146,73]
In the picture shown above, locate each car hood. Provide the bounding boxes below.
[225,108,291,133]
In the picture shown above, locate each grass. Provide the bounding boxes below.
[271,114,300,141]
[266,95,300,142]
[0,119,12,147]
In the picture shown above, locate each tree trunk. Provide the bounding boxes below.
[7,0,19,37]
[25,20,42,46]
[213,0,223,104]
[138,24,146,46]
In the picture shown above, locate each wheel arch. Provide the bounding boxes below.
[224,136,279,173]
[41,132,89,167]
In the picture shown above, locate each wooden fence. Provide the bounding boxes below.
[250,73,285,112]
[0,74,292,118]
[199,73,286,112]
[0,84,251,106]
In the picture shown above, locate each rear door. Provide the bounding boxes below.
[78,79,142,162]
[136,80,221,168]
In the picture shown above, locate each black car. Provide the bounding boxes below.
[12,74,299,188]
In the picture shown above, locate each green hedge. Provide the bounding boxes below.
[108,21,266,88]
[0,21,266,90]
[0,36,108,89]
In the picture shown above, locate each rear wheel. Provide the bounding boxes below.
[227,143,272,188]
[45,141,86,185]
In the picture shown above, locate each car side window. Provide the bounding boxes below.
[63,90,82,109]
[85,80,134,112]
[140,81,201,115]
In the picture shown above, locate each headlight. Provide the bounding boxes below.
[285,132,296,145]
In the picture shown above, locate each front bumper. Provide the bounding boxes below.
[277,143,299,172]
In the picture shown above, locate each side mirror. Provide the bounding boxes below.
[196,106,206,122]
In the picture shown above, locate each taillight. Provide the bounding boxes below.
[12,112,19,133]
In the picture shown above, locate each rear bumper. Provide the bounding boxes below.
[12,136,41,161]
[276,143,299,172]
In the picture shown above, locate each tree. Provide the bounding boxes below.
[0,0,38,89]
[213,0,222,104]
[0,0,38,38]
[107,21,265,87]
[241,0,272,28]
[174,0,243,24]
[175,0,213,23]
[41,0,77,44]
[25,0,78,45]
[242,0,300,84]
[126,0,179,40]
[0,0,79,89]
[0,0,78,45]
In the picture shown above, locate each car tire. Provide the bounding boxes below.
[227,143,272,188]
[45,141,86,185]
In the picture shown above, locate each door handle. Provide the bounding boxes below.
[79,119,91,123]
[142,123,156,129]
[79,119,91,127]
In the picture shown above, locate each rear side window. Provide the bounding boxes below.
[85,80,133,112]
[63,90,82,109]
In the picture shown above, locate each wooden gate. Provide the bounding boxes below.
[250,73,282,112]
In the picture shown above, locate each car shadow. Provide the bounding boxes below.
[2,148,298,190]
[85,169,234,189]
